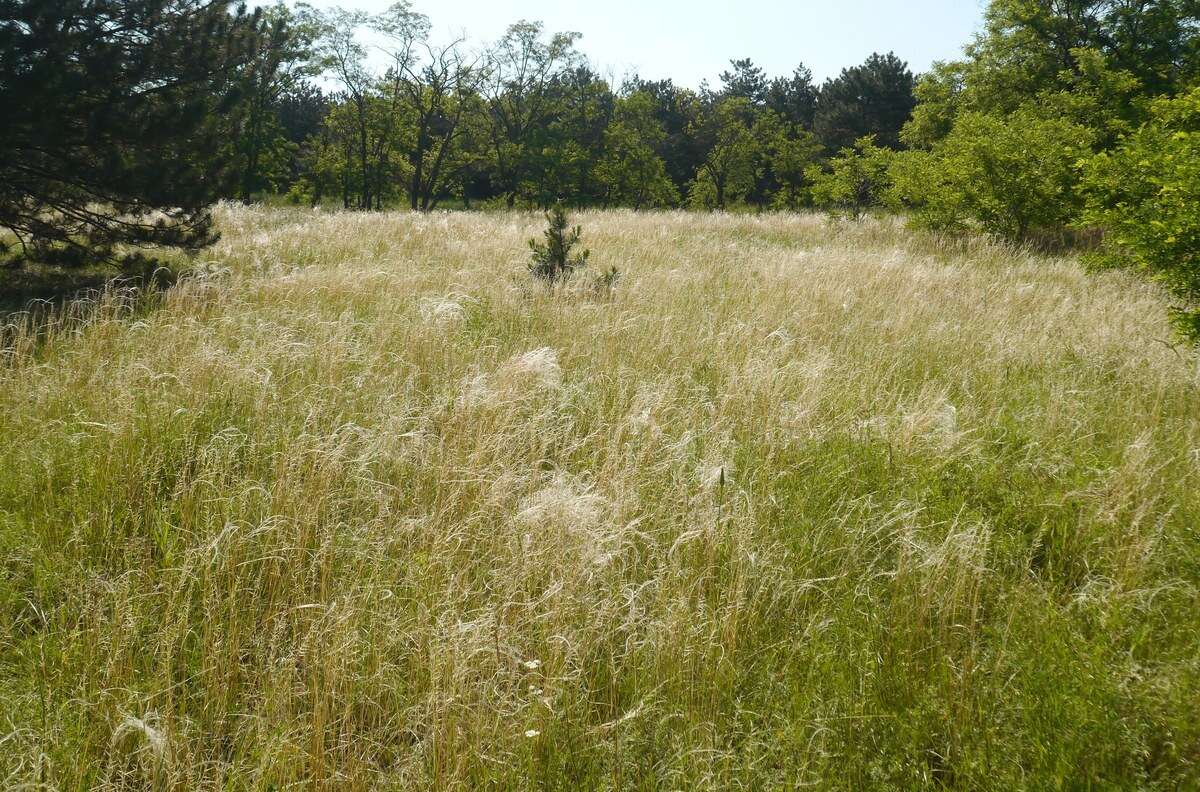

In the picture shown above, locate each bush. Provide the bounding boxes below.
[806,136,893,221]
[528,202,589,284]
[890,107,1094,242]
[1081,87,1200,342]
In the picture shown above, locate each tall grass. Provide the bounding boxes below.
[1,205,1198,789]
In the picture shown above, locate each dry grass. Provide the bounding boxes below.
[1,205,1198,789]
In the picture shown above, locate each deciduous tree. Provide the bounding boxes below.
[596,92,678,208]
[807,136,893,220]
[891,107,1094,240]
[1081,86,1200,341]
[482,22,581,207]
[689,97,758,209]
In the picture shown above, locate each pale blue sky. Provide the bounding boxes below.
[300,0,987,86]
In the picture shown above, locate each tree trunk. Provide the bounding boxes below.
[357,104,370,210]
[410,133,425,211]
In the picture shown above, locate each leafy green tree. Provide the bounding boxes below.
[299,1,491,211]
[689,97,759,209]
[305,5,386,209]
[900,61,966,150]
[814,53,916,152]
[482,22,582,208]
[744,111,784,209]
[533,67,615,207]
[287,123,335,206]
[906,47,1143,152]
[1031,47,1145,147]
[300,95,408,210]
[1081,87,1200,341]
[621,77,706,198]
[0,0,271,268]
[971,0,1199,103]
[766,122,824,210]
[891,106,1094,240]
[721,62,821,210]
[596,93,678,208]
[234,3,318,201]
[891,0,1196,271]
[444,96,495,208]
[807,136,893,220]
[743,106,821,211]
[375,3,484,210]
[905,1,1199,151]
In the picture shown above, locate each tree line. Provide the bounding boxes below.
[229,4,919,215]
[0,0,917,265]
[1,0,1198,337]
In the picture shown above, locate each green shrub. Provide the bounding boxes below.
[891,107,1094,242]
[1081,87,1200,342]
[807,136,893,221]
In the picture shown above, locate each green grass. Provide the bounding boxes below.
[1,205,1198,789]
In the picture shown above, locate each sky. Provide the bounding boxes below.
[298,0,988,87]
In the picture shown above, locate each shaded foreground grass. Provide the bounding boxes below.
[1,206,1198,789]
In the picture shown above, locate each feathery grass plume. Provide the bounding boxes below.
[418,294,466,325]
[110,713,171,783]
[463,346,563,407]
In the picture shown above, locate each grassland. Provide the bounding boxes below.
[1,206,1198,789]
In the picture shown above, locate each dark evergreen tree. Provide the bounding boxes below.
[766,65,819,129]
[814,52,917,152]
[273,82,328,192]
[720,58,769,105]
[276,83,329,146]
[0,0,274,268]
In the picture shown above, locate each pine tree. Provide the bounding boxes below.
[814,52,916,152]
[0,0,275,269]
[528,202,589,283]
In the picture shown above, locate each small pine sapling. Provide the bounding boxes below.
[528,202,589,284]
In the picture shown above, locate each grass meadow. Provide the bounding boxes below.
[1,206,1199,789]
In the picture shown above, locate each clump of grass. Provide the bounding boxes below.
[0,205,1198,789]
